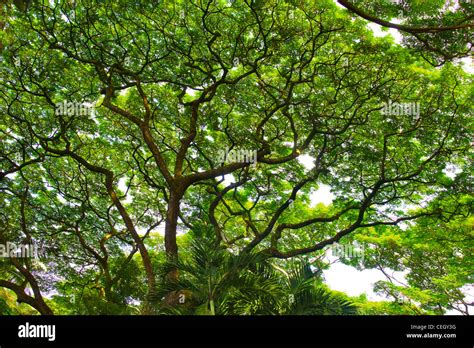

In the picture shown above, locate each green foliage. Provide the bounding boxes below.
[151,237,357,315]
[0,0,471,315]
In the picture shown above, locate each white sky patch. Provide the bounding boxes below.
[443,163,462,179]
[323,253,409,300]
[117,177,128,192]
[310,184,334,206]
[333,0,344,9]
[367,22,403,44]
[117,177,133,204]
[56,194,67,204]
[185,87,199,97]
[60,14,70,23]
[297,154,315,170]
[4,172,18,180]
[143,224,166,237]
[459,56,474,74]
[297,154,334,205]
[140,220,187,237]
[221,174,236,187]
[323,262,388,301]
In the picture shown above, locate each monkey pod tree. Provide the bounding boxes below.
[0,0,471,313]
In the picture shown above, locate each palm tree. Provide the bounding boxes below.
[151,237,282,315]
[278,263,357,315]
[151,237,357,315]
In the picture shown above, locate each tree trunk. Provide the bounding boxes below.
[164,188,184,281]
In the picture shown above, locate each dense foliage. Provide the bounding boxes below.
[0,0,472,315]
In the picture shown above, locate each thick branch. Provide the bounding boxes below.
[337,0,474,33]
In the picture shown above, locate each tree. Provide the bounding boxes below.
[153,236,357,315]
[356,195,473,315]
[336,0,474,66]
[0,0,471,314]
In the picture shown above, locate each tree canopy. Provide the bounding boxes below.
[0,0,472,315]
